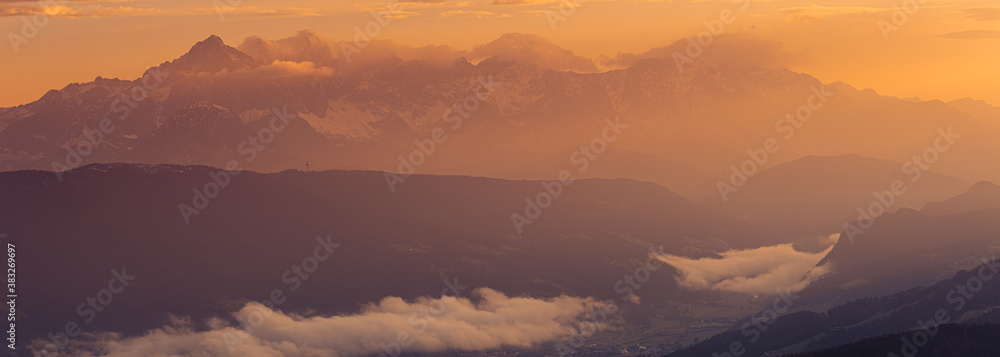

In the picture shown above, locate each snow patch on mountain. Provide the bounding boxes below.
[299,99,384,141]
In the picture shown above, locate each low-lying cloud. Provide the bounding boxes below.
[49,288,609,357]
[231,31,803,75]
[939,29,1000,39]
[216,60,335,79]
[237,30,465,69]
[658,234,838,295]
[238,30,339,66]
[236,31,601,73]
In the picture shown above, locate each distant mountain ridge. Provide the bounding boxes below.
[708,154,969,237]
[922,180,1000,215]
[2,33,1000,199]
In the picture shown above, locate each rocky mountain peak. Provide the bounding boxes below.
[160,35,257,75]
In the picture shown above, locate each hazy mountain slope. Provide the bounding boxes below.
[506,147,717,200]
[710,154,968,237]
[795,208,1000,308]
[922,180,1000,215]
[127,101,259,165]
[0,163,769,345]
[948,97,1000,130]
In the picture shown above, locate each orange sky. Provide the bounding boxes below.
[1,0,998,107]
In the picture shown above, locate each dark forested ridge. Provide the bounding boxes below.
[788,323,1000,357]
[668,259,1000,357]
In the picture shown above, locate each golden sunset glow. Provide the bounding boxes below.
[2,0,998,107]
[6,1,1000,356]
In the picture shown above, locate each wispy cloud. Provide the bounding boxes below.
[778,5,887,22]
[961,7,1000,21]
[216,60,335,79]
[438,9,493,17]
[940,29,1000,39]
[0,4,162,17]
[206,6,323,17]
[492,0,554,5]
[0,0,141,2]
[0,2,322,18]
[45,288,610,357]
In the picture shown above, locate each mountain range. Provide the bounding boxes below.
[2,33,999,203]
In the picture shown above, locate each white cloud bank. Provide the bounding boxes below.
[47,288,609,357]
[658,234,839,295]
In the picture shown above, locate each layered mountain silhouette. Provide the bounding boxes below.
[948,97,1000,131]
[0,163,770,346]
